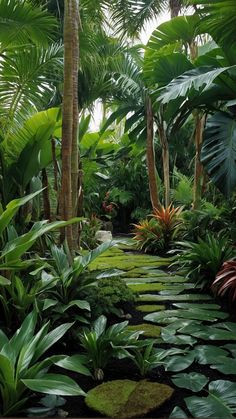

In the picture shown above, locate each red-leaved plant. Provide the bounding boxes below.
[212,260,236,303]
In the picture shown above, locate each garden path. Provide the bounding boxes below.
[88,240,236,417]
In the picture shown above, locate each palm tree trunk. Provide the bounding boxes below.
[158,118,170,208]
[193,114,205,209]
[71,0,80,248]
[169,0,182,18]
[60,0,74,248]
[146,97,161,211]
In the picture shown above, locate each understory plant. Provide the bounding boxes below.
[0,311,88,416]
[79,315,142,380]
[174,233,236,289]
[133,204,183,253]
[212,260,236,303]
[39,240,114,324]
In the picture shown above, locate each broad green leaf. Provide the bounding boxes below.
[55,355,91,377]
[0,275,11,285]
[61,300,90,313]
[144,308,227,323]
[201,112,236,197]
[32,323,73,362]
[185,380,236,418]
[0,190,42,237]
[161,328,197,346]
[158,66,236,104]
[171,372,209,392]
[165,353,195,372]
[22,374,86,396]
[169,406,188,418]
[211,357,236,374]
[193,345,229,365]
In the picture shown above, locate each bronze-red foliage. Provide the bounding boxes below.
[212,260,236,303]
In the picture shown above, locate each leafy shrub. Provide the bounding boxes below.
[133,204,183,253]
[183,202,223,241]
[212,260,236,303]
[83,276,136,318]
[133,218,164,253]
[0,311,87,416]
[175,233,236,289]
[79,315,142,380]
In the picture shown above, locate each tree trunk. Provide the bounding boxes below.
[158,119,170,208]
[71,0,80,248]
[193,114,205,209]
[169,0,182,18]
[60,0,74,248]
[51,137,58,192]
[146,97,161,211]
[42,168,51,220]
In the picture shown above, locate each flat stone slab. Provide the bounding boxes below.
[85,379,174,418]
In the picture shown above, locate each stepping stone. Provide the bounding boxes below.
[136,304,165,313]
[127,323,161,338]
[137,294,213,302]
[123,276,186,284]
[85,380,174,419]
[172,303,221,310]
[144,308,228,323]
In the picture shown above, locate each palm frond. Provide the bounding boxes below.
[0,0,57,49]
[0,43,63,133]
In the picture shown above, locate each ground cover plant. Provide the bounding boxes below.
[1,0,236,418]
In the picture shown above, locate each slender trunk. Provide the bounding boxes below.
[60,0,74,248]
[158,119,170,208]
[42,168,51,220]
[169,0,182,18]
[71,0,80,248]
[51,137,58,192]
[146,97,161,211]
[193,114,205,209]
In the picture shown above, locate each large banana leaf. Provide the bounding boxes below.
[185,380,236,418]
[157,66,235,103]
[0,189,42,238]
[3,108,61,190]
[201,112,236,197]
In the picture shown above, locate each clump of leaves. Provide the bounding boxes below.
[83,276,136,318]
[79,315,142,381]
[212,260,236,303]
[133,204,183,253]
[133,218,164,253]
[174,233,235,289]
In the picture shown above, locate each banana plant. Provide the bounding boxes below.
[0,311,88,416]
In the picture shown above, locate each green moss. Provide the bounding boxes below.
[136,304,165,312]
[85,379,174,418]
[137,293,213,302]
[128,283,166,292]
[127,323,161,338]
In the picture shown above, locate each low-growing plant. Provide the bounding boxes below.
[133,218,164,253]
[212,260,236,303]
[40,240,114,324]
[174,233,236,289]
[79,315,142,380]
[133,204,183,253]
[83,276,136,318]
[0,311,88,416]
[128,341,163,377]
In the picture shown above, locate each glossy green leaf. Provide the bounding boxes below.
[185,380,236,418]
[193,345,229,365]
[201,112,236,197]
[22,374,86,396]
[171,372,209,392]
[211,357,236,374]
[169,406,188,418]
[165,353,194,372]
[55,355,91,377]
